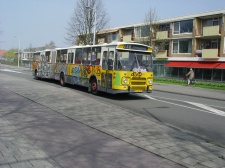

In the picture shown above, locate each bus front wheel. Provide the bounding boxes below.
[91,79,98,95]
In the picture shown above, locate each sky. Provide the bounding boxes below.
[0,0,225,50]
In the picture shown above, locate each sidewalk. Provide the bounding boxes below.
[1,64,225,167]
[0,117,61,168]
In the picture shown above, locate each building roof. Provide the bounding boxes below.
[99,8,225,33]
[155,8,225,24]
[0,50,6,56]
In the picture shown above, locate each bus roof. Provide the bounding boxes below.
[31,42,151,53]
[69,42,150,49]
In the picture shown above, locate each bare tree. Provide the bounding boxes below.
[45,41,56,49]
[135,7,158,46]
[65,0,109,46]
[139,7,170,57]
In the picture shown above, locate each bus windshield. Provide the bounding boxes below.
[115,50,152,72]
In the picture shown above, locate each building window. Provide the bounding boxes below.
[202,17,222,27]
[173,40,178,53]
[174,23,179,34]
[107,33,119,42]
[173,20,193,34]
[172,39,192,53]
[124,30,132,36]
[111,33,118,41]
[212,39,218,49]
[135,25,150,38]
[201,39,220,49]
[156,42,169,51]
[141,25,150,37]
[158,24,170,31]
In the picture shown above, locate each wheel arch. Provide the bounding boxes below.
[89,74,99,95]
[89,74,98,84]
[59,71,66,86]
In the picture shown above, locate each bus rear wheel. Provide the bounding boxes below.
[91,79,98,95]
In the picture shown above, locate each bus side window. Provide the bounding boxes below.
[46,55,49,62]
[68,53,74,64]
[91,47,101,65]
[87,47,91,64]
[56,51,60,63]
[75,48,82,64]
[82,49,88,64]
[60,54,65,63]
[82,48,91,65]
[108,59,113,70]
[108,51,114,70]
[102,51,107,69]
[91,51,97,65]
[46,51,51,63]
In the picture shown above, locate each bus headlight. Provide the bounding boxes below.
[147,79,153,84]
[122,77,129,84]
[123,78,128,84]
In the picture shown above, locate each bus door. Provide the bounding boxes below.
[101,47,115,92]
[37,51,45,76]
[67,48,75,78]
[49,50,56,78]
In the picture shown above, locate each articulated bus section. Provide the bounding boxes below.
[32,42,153,95]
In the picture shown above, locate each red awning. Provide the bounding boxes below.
[215,63,225,69]
[188,62,220,69]
[165,61,192,67]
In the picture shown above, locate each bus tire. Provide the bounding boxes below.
[60,73,65,86]
[91,79,98,95]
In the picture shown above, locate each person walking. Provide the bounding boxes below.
[186,68,195,85]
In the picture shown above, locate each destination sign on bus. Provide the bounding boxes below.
[123,44,148,51]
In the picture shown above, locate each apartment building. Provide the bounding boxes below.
[15,51,34,67]
[94,9,225,82]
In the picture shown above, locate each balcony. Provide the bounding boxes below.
[156,31,169,40]
[98,38,105,44]
[202,49,219,59]
[196,25,221,37]
[203,25,221,36]
[122,35,132,42]
[155,50,168,58]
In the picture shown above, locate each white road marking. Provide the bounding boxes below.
[151,95,225,110]
[0,69,24,74]
[186,101,225,116]
[144,95,225,117]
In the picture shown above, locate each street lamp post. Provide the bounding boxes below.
[93,8,96,45]
[86,6,96,45]
[14,36,20,68]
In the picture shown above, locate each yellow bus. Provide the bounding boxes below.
[33,42,153,95]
